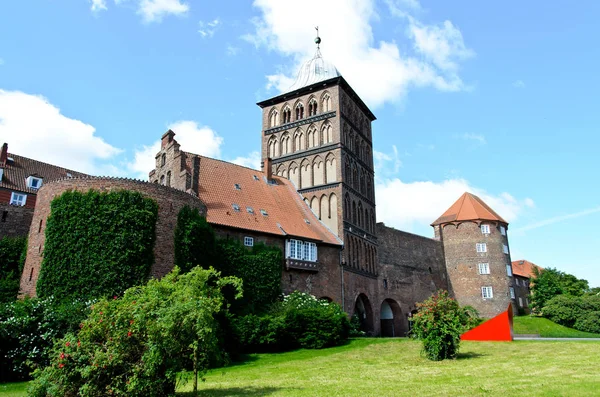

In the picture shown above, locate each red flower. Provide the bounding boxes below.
[130,320,134,325]
[77,341,81,347]
[58,363,64,368]
[113,296,118,300]
[65,342,71,347]
[127,331,132,337]
[60,352,65,359]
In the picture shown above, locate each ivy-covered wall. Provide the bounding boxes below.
[36,190,158,301]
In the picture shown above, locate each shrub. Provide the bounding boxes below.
[174,206,217,273]
[0,297,90,382]
[0,236,27,303]
[574,311,600,334]
[36,190,158,302]
[217,240,282,314]
[229,292,350,353]
[28,266,242,397]
[410,290,474,361]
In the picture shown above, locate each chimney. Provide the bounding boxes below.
[0,143,7,166]
[161,130,175,149]
[262,157,272,180]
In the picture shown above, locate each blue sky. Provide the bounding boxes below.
[1,0,599,287]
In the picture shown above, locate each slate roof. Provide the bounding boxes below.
[512,259,542,279]
[431,192,508,226]
[195,156,341,246]
[0,150,88,194]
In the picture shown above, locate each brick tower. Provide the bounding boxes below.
[432,192,516,318]
[257,36,378,276]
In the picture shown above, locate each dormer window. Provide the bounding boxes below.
[10,192,27,206]
[27,176,43,189]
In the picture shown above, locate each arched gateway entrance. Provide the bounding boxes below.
[380,299,404,337]
[353,293,374,334]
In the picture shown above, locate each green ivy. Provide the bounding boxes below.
[0,236,27,303]
[174,205,216,273]
[217,240,282,314]
[36,190,158,302]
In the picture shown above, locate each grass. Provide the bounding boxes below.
[513,316,600,338]
[0,383,27,397]
[4,338,600,396]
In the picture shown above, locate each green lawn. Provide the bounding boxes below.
[513,315,600,338]
[4,338,600,396]
[0,383,27,397]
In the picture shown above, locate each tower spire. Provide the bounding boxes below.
[315,26,321,50]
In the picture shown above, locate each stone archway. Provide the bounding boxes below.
[320,296,333,302]
[353,293,374,334]
[380,299,404,337]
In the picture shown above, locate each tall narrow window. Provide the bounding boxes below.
[166,171,171,187]
[510,287,515,299]
[161,153,166,166]
[476,243,487,253]
[506,264,513,276]
[500,225,506,236]
[503,244,509,254]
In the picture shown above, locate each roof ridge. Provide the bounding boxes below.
[6,153,88,175]
[183,151,262,173]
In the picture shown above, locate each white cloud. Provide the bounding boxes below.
[226,45,240,56]
[198,18,220,38]
[513,206,600,233]
[230,151,261,170]
[90,0,108,12]
[375,177,535,233]
[513,80,525,88]
[138,0,189,22]
[461,133,486,145]
[374,145,402,176]
[0,89,122,174]
[244,0,473,108]
[408,19,475,72]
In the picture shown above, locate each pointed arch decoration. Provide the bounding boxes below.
[313,156,324,186]
[329,193,338,235]
[310,196,320,219]
[300,159,311,188]
[326,154,337,183]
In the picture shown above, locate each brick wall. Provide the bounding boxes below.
[19,177,206,297]
[375,223,448,335]
[438,221,515,318]
[0,201,34,238]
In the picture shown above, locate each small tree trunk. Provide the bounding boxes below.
[193,345,198,395]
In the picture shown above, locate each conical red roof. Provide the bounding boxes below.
[431,192,507,226]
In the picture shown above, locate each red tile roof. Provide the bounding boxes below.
[512,259,542,279]
[196,156,341,246]
[431,192,507,226]
[0,150,88,195]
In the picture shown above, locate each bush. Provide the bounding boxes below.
[0,236,27,303]
[36,190,158,302]
[0,297,90,382]
[28,266,242,397]
[574,311,600,334]
[542,294,600,333]
[410,290,475,361]
[174,206,217,273]
[217,240,282,314]
[230,292,350,353]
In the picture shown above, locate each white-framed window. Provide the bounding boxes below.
[515,278,520,286]
[476,243,487,253]
[503,244,509,254]
[10,192,27,206]
[506,264,513,276]
[510,287,515,299]
[518,297,523,307]
[26,176,43,189]
[244,236,254,247]
[478,263,490,275]
[286,239,317,262]
[481,224,490,234]
[500,225,506,236]
[482,286,493,299]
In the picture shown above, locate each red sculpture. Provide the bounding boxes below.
[461,304,513,341]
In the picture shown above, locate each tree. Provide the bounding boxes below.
[0,236,27,303]
[530,267,590,312]
[28,266,242,397]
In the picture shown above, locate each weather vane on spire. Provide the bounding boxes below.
[315,26,321,49]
